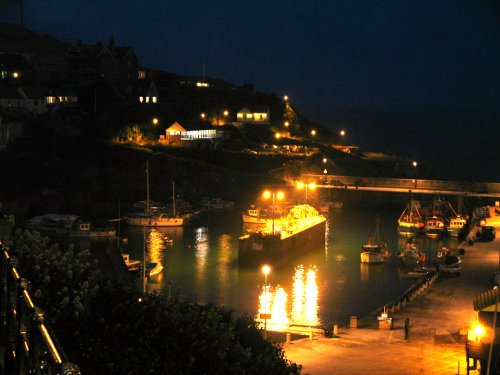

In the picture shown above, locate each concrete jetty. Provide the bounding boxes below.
[283,213,500,374]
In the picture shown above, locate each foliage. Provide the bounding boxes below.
[9,230,302,374]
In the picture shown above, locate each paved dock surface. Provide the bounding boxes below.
[283,216,500,374]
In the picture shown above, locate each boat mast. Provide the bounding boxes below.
[172,181,176,217]
[146,161,150,215]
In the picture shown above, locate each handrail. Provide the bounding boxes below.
[0,243,81,375]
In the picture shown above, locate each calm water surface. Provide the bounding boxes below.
[118,202,461,328]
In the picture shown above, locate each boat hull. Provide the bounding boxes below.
[241,212,271,225]
[360,251,386,264]
[238,219,326,267]
[125,216,184,227]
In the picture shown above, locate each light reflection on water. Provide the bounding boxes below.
[118,204,463,327]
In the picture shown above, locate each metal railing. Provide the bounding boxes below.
[0,244,81,375]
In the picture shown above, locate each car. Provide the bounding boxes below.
[480,225,496,241]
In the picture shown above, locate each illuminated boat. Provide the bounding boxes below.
[447,216,466,237]
[397,201,424,237]
[238,204,326,266]
[445,197,467,237]
[241,206,273,225]
[424,216,445,238]
[125,213,184,227]
[361,216,390,264]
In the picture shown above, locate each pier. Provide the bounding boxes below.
[297,174,500,198]
[282,217,500,374]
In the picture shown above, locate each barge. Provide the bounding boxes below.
[238,204,326,267]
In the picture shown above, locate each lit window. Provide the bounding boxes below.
[46,96,56,104]
[138,71,146,79]
[237,113,243,119]
[139,96,144,103]
[246,114,252,119]
[146,97,150,103]
[262,114,267,119]
[152,96,157,103]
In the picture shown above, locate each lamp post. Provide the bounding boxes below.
[261,265,271,339]
[297,181,316,202]
[311,129,316,146]
[487,286,499,375]
[263,190,284,233]
[412,161,418,189]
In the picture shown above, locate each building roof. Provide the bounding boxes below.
[473,289,500,312]
[178,120,214,131]
[238,105,270,114]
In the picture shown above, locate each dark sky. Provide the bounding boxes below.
[1,1,499,180]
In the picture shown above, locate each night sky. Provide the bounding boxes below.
[1,1,499,180]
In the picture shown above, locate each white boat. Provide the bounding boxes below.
[446,197,467,237]
[361,216,390,264]
[125,163,184,227]
[241,206,273,224]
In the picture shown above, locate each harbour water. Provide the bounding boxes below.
[114,200,463,329]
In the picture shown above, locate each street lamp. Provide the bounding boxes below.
[412,161,418,189]
[297,181,316,202]
[284,95,288,102]
[152,117,159,126]
[311,129,316,145]
[200,112,206,119]
[263,190,284,233]
[261,265,272,339]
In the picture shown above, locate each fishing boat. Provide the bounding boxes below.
[125,162,184,227]
[361,215,390,264]
[446,197,467,237]
[424,216,445,238]
[397,201,424,237]
[241,206,273,224]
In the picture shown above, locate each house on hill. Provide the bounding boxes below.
[0,84,77,118]
[235,106,270,125]
[162,120,222,146]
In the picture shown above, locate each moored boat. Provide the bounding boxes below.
[446,216,466,237]
[397,243,425,266]
[125,213,184,227]
[361,215,390,264]
[424,216,445,238]
[241,206,273,224]
[398,201,424,237]
[125,163,184,227]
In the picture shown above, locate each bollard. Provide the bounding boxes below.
[333,324,338,336]
[286,332,291,343]
[349,315,357,328]
[309,329,314,340]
